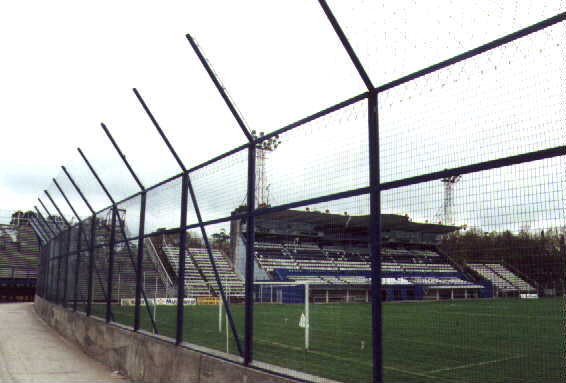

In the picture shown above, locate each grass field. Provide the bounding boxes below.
[93,297,564,383]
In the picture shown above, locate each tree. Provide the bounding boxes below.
[212,228,231,256]
[10,211,24,225]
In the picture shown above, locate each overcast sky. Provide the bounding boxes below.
[1,1,564,232]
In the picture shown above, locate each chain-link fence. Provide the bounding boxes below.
[33,3,564,383]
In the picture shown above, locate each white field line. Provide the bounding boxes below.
[427,355,525,374]
[429,310,557,321]
[255,339,468,383]
[388,336,517,356]
[383,365,467,383]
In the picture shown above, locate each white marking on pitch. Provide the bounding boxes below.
[427,355,524,374]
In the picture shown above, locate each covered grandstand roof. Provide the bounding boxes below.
[256,210,459,234]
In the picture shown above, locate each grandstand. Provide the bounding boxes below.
[53,219,172,304]
[230,210,544,302]
[39,208,546,305]
[0,222,40,301]
[468,263,535,295]
[148,234,245,299]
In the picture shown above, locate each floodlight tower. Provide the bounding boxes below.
[441,175,461,226]
[252,130,281,208]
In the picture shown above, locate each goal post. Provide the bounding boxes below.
[253,280,312,350]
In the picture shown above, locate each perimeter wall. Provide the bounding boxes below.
[34,296,299,383]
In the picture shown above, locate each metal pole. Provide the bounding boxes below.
[154,276,158,323]
[42,242,49,300]
[317,1,379,380]
[30,212,50,243]
[77,149,146,324]
[176,173,189,345]
[184,36,254,142]
[132,88,187,172]
[368,91,383,383]
[77,148,116,205]
[180,35,256,353]
[55,240,62,304]
[39,244,46,297]
[61,166,95,213]
[37,219,52,300]
[106,207,117,322]
[244,144,256,365]
[98,123,158,332]
[52,178,81,219]
[73,222,82,311]
[52,178,80,308]
[100,122,145,190]
[133,86,243,353]
[132,88,187,341]
[34,208,56,239]
[218,295,223,333]
[305,283,310,351]
[87,214,96,316]
[44,190,70,306]
[62,230,70,307]
[42,192,70,227]
[135,192,146,331]
[61,166,98,317]
[38,198,65,234]
[44,244,50,300]
[317,0,374,91]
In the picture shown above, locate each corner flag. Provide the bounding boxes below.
[299,312,306,328]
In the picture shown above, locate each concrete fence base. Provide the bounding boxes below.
[34,296,298,383]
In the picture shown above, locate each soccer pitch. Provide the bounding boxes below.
[105,298,564,383]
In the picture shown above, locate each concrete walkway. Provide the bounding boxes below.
[0,303,129,382]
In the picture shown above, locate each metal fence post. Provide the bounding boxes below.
[43,243,50,300]
[134,192,147,331]
[43,190,71,306]
[44,244,49,300]
[176,173,189,345]
[38,245,44,297]
[60,166,98,316]
[106,207,117,323]
[244,144,256,365]
[87,214,96,316]
[35,208,56,300]
[317,2,380,380]
[74,222,82,311]
[368,91,383,383]
[99,122,154,331]
[55,238,62,304]
[52,178,81,308]
[63,228,71,307]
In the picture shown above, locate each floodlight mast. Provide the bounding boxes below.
[251,130,281,208]
[442,175,462,226]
